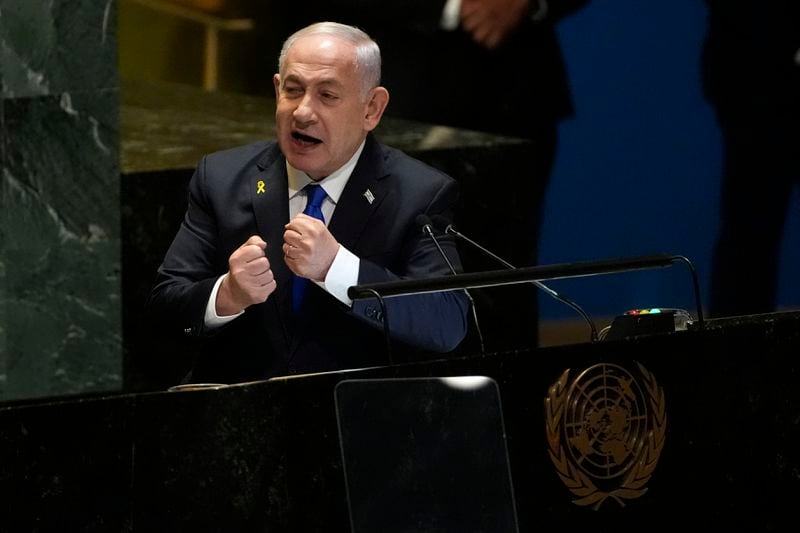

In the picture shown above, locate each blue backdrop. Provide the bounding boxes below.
[539,0,800,322]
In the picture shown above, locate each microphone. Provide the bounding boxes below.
[416,214,486,354]
[431,215,598,342]
[417,214,457,274]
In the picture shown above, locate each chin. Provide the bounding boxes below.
[292,159,326,179]
[286,153,312,169]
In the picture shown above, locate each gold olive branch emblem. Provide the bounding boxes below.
[545,363,667,510]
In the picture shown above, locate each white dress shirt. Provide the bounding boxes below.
[204,141,365,327]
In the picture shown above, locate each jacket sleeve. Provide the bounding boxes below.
[146,156,223,337]
[350,178,470,353]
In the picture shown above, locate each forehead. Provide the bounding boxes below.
[284,34,358,76]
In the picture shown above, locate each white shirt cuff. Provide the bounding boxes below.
[315,245,359,306]
[441,0,461,30]
[204,274,244,328]
[531,0,548,21]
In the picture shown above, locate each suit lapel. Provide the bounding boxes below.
[265,135,391,360]
[328,135,391,250]
[251,146,293,354]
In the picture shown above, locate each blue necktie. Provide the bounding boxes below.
[292,184,328,311]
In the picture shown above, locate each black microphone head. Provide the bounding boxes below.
[415,214,433,232]
[431,214,454,233]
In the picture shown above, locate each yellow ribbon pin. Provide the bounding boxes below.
[256,180,266,194]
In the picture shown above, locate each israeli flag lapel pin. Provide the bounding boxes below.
[363,188,375,204]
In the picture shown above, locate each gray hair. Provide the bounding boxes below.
[278,22,381,98]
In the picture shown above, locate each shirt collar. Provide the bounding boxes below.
[286,139,366,204]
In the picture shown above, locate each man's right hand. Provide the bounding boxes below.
[216,235,276,316]
[461,0,530,49]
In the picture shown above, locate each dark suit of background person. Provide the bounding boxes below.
[704,0,800,318]
[280,0,588,352]
[147,26,469,385]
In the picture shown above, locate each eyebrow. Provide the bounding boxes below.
[282,73,344,89]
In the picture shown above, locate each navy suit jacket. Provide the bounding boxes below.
[148,134,469,384]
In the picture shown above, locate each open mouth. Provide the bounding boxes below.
[291,131,322,146]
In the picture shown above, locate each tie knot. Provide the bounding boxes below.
[305,184,327,210]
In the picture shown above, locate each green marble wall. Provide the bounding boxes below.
[0,0,121,401]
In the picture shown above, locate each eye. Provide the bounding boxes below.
[284,85,303,96]
[321,91,339,101]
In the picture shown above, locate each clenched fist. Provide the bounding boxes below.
[216,235,276,315]
[283,213,340,281]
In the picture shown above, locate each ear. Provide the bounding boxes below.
[362,86,390,132]
[273,73,281,99]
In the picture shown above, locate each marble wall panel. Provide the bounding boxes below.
[2,90,120,400]
[0,99,6,391]
[0,0,120,402]
[0,0,117,97]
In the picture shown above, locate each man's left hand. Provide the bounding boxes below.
[283,214,339,281]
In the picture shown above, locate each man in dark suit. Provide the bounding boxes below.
[704,0,800,317]
[274,0,588,351]
[148,22,469,384]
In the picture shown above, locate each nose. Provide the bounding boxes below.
[293,93,316,126]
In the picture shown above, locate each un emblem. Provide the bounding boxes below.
[545,362,667,509]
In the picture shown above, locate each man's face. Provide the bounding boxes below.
[274,35,374,180]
